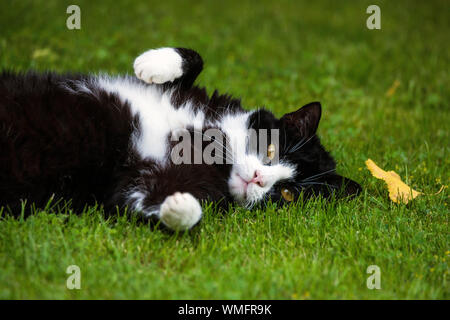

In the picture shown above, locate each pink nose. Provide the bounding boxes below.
[250,170,265,187]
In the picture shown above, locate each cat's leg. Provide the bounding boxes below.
[113,162,228,231]
[125,190,202,231]
[133,47,203,88]
[116,165,211,231]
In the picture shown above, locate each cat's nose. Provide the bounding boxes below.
[250,170,265,187]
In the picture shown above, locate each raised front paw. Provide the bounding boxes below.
[159,192,202,231]
[133,47,183,84]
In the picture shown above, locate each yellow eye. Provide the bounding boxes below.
[267,144,276,160]
[281,188,294,202]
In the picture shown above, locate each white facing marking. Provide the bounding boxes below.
[220,111,296,205]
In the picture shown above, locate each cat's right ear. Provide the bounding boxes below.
[280,102,322,138]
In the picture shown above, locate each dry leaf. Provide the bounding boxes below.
[365,159,422,204]
[365,159,446,204]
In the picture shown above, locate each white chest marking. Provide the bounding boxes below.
[219,111,253,164]
[97,76,204,162]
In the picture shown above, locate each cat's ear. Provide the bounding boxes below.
[280,102,321,138]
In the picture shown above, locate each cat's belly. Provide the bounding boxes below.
[136,102,206,162]
[97,76,205,162]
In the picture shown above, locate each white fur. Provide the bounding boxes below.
[127,190,146,212]
[97,76,205,162]
[219,112,253,165]
[160,192,202,231]
[134,48,183,84]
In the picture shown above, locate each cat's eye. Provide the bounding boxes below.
[281,188,294,202]
[267,144,276,160]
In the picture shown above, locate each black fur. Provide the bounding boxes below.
[0,48,361,220]
[0,71,137,213]
[249,103,361,205]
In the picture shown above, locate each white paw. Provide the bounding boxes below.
[159,192,202,231]
[133,48,183,84]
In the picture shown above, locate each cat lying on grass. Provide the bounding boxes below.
[0,47,361,230]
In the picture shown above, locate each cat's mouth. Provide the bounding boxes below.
[236,173,250,193]
[228,172,251,202]
[229,171,266,203]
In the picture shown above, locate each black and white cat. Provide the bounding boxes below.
[0,47,361,230]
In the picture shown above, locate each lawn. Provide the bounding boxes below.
[0,0,448,299]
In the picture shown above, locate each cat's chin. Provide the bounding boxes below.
[229,183,266,207]
[229,190,248,205]
[228,173,248,203]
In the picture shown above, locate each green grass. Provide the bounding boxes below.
[0,0,448,299]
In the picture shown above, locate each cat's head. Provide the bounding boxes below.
[227,102,361,207]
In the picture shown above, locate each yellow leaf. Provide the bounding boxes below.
[365,159,422,204]
[366,160,446,204]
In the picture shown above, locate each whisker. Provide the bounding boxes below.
[302,168,336,182]
[289,135,315,154]
[245,199,255,210]
[202,132,235,163]
[298,181,337,188]
[286,137,303,153]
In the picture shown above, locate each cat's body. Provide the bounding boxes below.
[0,48,361,230]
